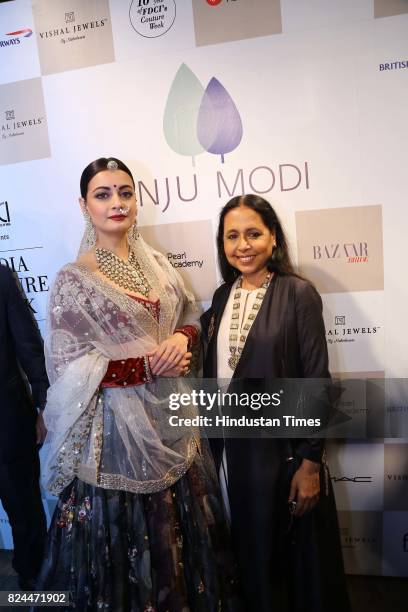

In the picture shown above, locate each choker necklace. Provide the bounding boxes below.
[228,272,271,371]
[95,248,151,297]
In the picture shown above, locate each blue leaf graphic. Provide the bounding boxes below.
[197,77,243,163]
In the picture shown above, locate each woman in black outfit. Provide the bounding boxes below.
[201,194,351,612]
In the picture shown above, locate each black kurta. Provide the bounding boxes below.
[201,273,351,612]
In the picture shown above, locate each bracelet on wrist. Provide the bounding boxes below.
[143,355,154,383]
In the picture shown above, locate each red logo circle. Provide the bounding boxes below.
[206,0,223,6]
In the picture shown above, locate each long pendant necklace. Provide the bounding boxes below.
[95,248,152,297]
[228,272,271,371]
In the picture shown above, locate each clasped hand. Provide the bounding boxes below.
[288,458,320,517]
[148,333,192,377]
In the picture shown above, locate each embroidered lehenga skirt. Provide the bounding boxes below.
[34,441,243,612]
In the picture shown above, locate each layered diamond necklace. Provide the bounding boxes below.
[95,247,151,297]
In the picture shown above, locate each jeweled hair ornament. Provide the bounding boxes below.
[107,159,119,171]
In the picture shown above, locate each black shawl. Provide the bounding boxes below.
[201,273,350,612]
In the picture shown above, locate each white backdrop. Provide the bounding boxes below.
[0,0,407,576]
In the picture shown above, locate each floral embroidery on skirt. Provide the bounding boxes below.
[34,444,244,612]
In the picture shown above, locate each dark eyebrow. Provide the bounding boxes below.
[92,184,134,193]
[225,227,262,233]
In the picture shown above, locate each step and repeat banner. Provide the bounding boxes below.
[0,0,407,576]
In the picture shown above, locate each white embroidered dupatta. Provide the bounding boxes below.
[42,235,200,495]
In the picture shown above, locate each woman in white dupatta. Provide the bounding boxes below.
[35,158,243,612]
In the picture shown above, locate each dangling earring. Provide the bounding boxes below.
[127,200,139,243]
[127,221,139,242]
[83,210,96,250]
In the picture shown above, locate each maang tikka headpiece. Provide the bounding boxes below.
[107,159,119,171]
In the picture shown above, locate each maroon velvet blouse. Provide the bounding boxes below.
[101,293,197,388]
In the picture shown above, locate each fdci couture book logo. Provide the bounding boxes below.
[163,64,243,166]
[0,28,32,48]
[130,0,176,38]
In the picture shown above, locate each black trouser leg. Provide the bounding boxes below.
[0,450,46,580]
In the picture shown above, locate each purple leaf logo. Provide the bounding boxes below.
[197,77,243,163]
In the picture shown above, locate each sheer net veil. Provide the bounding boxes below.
[43,210,200,496]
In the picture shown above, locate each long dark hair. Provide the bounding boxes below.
[216,194,297,284]
[80,157,135,199]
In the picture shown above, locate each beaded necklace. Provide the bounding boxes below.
[228,272,271,371]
